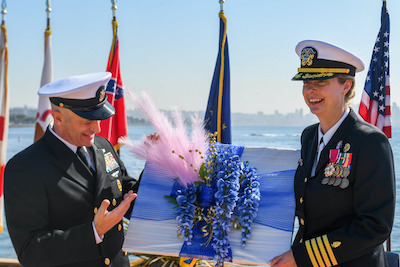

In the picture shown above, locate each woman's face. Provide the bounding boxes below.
[302,77,351,123]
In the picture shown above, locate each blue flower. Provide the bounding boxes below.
[171,143,261,266]
[237,167,261,246]
[174,183,199,243]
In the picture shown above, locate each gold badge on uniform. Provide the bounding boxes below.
[104,152,119,173]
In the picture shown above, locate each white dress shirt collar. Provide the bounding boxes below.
[49,126,78,153]
[318,107,350,146]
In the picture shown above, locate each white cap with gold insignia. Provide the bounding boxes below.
[38,72,115,120]
[292,40,364,81]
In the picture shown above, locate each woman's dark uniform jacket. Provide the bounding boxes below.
[292,109,396,266]
[4,129,139,267]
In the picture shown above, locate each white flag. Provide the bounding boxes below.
[34,28,53,142]
[0,23,9,233]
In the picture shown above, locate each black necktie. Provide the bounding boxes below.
[316,137,325,163]
[77,147,89,166]
[77,147,95,174]
[311,137,324,176]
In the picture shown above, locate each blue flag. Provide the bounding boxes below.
[204,11,231,144]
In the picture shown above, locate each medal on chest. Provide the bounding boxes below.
[322,141,352,189]
[104,152,119,173]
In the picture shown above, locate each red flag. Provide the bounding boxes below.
[0,23,9,233]
[98,20,128,149]
[359,2,391,138]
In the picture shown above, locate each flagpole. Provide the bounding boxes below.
[220,0,225,11]
[385,0,390,253]
[111,0,117,21]
[0,0,8,234]
[34,0,53,142]
[46,0,51,30]
[384,0,390,253]
[1,0,6,25]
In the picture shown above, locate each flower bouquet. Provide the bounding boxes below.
[121,92,298,265]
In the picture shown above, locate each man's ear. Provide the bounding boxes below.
[51,109,62,126]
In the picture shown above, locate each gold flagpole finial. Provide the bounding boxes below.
[219,0,225,11]
[46,0,52,29]
[1,0,6,25]
[111,0,117,20]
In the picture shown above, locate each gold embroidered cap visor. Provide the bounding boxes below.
[38,72,115,120]
[292,40,364,81]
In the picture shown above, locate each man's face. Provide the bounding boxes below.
[53,108,101,147]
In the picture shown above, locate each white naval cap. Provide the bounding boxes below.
[292,40,364,81]
[38,72,115,120]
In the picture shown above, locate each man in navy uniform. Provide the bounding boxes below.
[5,72,138,266]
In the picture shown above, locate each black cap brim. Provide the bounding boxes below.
[71,101,115,120]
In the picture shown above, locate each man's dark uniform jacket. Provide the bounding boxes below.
[292,109,396,266]
[4,129,138,267]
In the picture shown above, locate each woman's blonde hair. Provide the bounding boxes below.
[337,75,355,106]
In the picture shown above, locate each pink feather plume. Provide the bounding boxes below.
[119,92,209,186]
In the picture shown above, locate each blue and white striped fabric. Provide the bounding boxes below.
[123,147,300,265]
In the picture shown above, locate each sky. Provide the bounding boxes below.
[4,0,400,115]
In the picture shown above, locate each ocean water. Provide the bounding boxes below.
[1,125,399,259]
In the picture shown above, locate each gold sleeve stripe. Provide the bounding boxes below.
[322,235,338,265]
[317,236,332,267]
[305,240,320,267]
[311,238,326,267]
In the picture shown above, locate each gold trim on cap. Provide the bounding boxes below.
[297,68,350,74]
[59,103,64,108]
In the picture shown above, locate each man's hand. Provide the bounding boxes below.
[269,250,297,267]
[144,132,160,145]
[94,190,137,237]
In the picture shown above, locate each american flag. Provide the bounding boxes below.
[359,2,391,138]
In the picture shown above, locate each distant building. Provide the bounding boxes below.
[8,104,400,127]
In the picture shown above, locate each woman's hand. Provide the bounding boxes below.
[269,250,297,267]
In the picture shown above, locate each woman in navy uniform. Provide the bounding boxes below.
[270,40,395,266]
[5,72,138,267]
